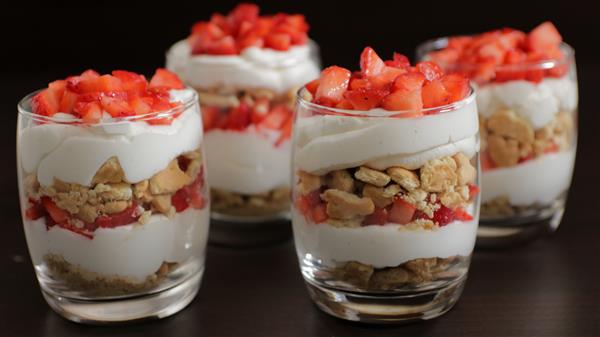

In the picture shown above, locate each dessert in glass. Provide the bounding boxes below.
[17,69,210,323]
[292,47,480,323]
[418,22,577,246]
[167,3,320,246]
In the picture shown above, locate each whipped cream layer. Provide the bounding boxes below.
[476,76,578,129]
[294,99,479,175]
[19,89,202,187]
[482,148,576,205]
[166,40,320,94]
[204,127,290,194]
[24,207,210,282]
[292,209,477,268]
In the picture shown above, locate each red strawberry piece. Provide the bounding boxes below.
[276,116,293,146]
[454,207,473,221]
[385,53,410,68]
[171,188,190,212]
[428,49,460,65]
[432,204,456,226]
[32,89,60,116]
[392,71,426,92]
[363,207,389,226]
[95,202,139,228]
[310,203,328,223]
[477,42,506,64]
[526,21,562,52]
[149,68,185,90]
[205,36,238,55]
[238,34,264,50]
[388,198,416,224]
[441,74,470,103]
[382,89,423,112]
[348,78,370,91]
[468,184,480,200]
[360,47,385,78]
[259,105,290,130]
[58,90,78,114]
[41,197,69,224]
[201,106,221,131]
[344,87,387,110]
[129,95,152,115]
[112,70,147,93]
[305,79,320,95]
[314,66,351,106]
[295,190,322,218]
[480,151,496,172]
[80,102,103,123]
[251,97,270,124]
[25,202,45,220]
[422,79,449,108]
[229,3,259,26]
[48,80,67,99]
[223,102,251,130]
[335,99,354,110]
[370,66,406,89]
[101,95,132,117]
[416,61,444,81]
[504,50,527,64]
[265,33,291,51]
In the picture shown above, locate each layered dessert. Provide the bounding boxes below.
[18,69,209,296]
[167,3,320,218]
[292,47,479,291]
[426,22,577,219]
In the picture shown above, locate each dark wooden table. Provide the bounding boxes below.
[1,68,599,337]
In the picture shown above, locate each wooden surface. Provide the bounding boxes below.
[1,68,599,337]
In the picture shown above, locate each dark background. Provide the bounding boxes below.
[1,1,600,336]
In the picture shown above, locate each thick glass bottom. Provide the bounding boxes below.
[305,275,466,324]
[41,269,202,324]
[209,211,291,247]
[478,198,565,247]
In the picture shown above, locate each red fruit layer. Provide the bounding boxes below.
[31,69,186,125]
[307,47,470,113]
[24,170,206,239]
[188,3,309,55]
[428,22,568,84]
[201,101,293,145]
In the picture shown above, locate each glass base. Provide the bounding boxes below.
[304,275,466,324]
[477,203,564,247]
[41,270,202,324]
[209,211,291,247]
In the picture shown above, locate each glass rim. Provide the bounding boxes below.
[416,38,575,72]
[295,86,476,118]
[17,88,198,126]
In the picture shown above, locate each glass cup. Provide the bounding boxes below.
[417,39,578,246]
[17,89,210,323]
[166,40,321,246]
[291,88,480,323]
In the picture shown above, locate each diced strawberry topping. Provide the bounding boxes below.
[363,207,389,226]
[388,198,416,225]
[31,69,186,124]
[428,22,568,83]
[41,197,69,224]
[307,47,470,113]
[188,4,309,55]
[25,202,45,220]
[295,190,327,223]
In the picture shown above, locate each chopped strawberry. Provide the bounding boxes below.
[276,114,293,146]
[95,202,139,228]
[311,203,328,223]
[382,88,423,112]
[392,72,426,92]
[149,68,185,90]
[454,207,473,221]
[416,61,444,81]
[389,198,416,224]
[25,202,45,220]
[222,102,251,130]
[335,99,354,110]
[360,47,385,78]
[251,97,270,124]
[305,79,320,95]
[344,87,387,110]
[385,53,410,68]
[265,33,291,51]
[422,80,449,108]
[205,36,238,55]
[295,189,323,221]
[314,66,351,106]
[112,70,147,93]
[58,90,78,114]
[101,95,132,117]
[41,197,69,224]
[202,106,222,131]
[480,151,496,172]
[259,105,290,129]
[441,74,470,103]
[526,22,562,53]
[363,207,389,226]
[129,95,152,115]
[80,102,103,123]
[468,184,480,200]
[32,89,60,116]
[172,188,190,212]
[432,204,455,226]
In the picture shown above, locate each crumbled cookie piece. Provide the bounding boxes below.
[133,180,149,199]
[92,157,125,184]
[420,157,458,192]
[98,183,132,201]
[321,189,375,219]
[151,195,172,214]
[77,204,98,223]
[486,108,534,144]
[487,135,520,167]
[103,200,130,214]
[362,184,401,208]
[387,167,420,191]
[149,160,191,195]
[403,218,437,230]
[297,171,322,194]
[246,88,276,101]
[453,153,476,185]
[329,170,354,193]
[440,190,465,209]
[369,268,412,290]
[354,166,391,187]
[138,210,152,224]
[327,218,363,228]
[342,262,374,288]
[198,91,240,108]
[404,258,437,282]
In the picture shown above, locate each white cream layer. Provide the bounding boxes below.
[166,40,320,94]
[476,77,578,129]
[204,127,290,194]
[19,89,202,187]
[482,148,576,205]
[294,99,479,174]
[292,209,477,268]
[24,207,210,282]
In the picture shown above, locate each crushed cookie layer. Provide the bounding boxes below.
[211,187,290,217]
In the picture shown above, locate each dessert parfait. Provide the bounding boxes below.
[421,22,577,244]
[17,69,209,323]
[167,3,320,245]
[292,47,480,323]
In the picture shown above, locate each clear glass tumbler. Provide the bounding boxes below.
[417,39,578,246]
[291,88,480,323]
[17,89,209,323]
[167,40,321,246]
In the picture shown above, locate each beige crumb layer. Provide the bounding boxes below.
[211,186,290,217]
[44,254,177,297]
